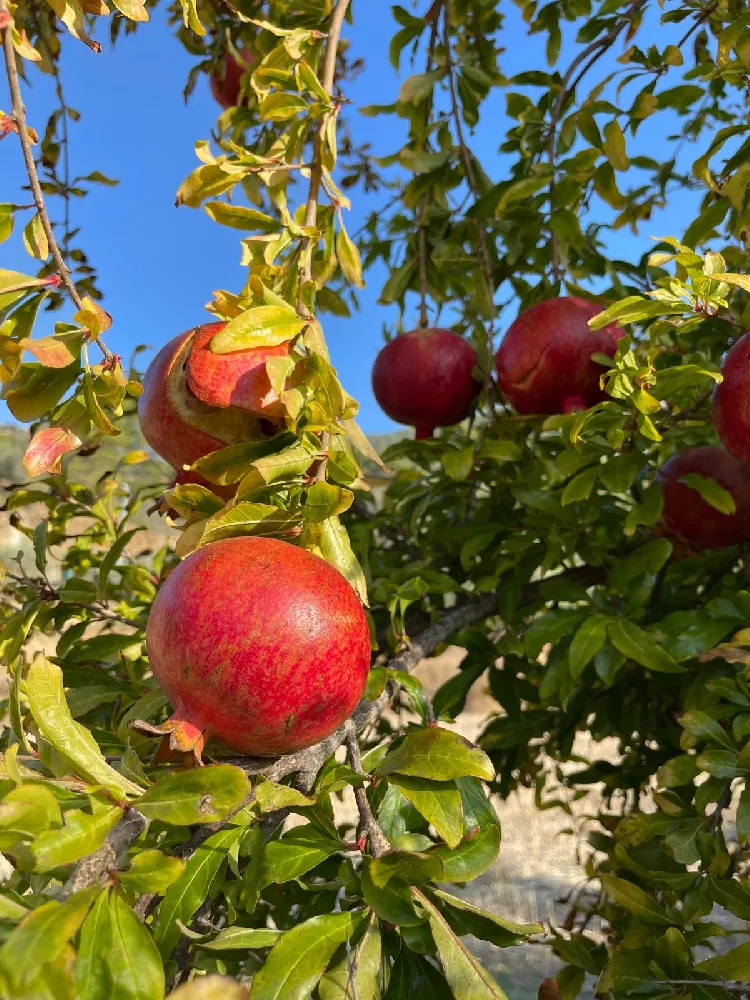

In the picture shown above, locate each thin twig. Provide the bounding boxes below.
[442,8,495,325]
[0,1,115,363]
[345,721,389,857]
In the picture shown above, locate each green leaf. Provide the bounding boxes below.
[738,787,750,844]
[319,913,380,1000]
[259,92,308,121]
[253,779,315,812]
[153,826,242,959]
[561,466,598,506]
[199,502,303,547]
[709,876,750,921]
[442,446,475,482]
[656,754,699,788]
[319,515,368,605]
[399,70,444,104]
[137,764,250,825]
[32,805,122,872]
[199,926,283,951]
[599,875,674,925]
[77,886,165,1000]
[389,775,463,848]
[210,306,305,353]
[429,888,541,946]
[250,912,355,1000]
[118,851,186,894]
[602,120,630,171]
[257,828,342,888]
[336,217,365,289]
[430,822,501,882]
[204,202,279,232]
[5,363,80,422]
[568,615,608,680]
[607,619,685,674]
[302,481,354,522]
[694,941,750,977]
[609,538,672,590]
[98,528,140,599]
[26,656,142,797]
[359,863,424,926]
[679,710,736,752]
[378,728,494,782]
[368,850,443,888]
[0,887,98,991]
[678,472,736,515]
[413,888,507,999]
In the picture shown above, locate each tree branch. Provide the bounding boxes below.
[0,2,115,363]
[442,8,495,326]
[345,721,389,857]
[60,807,147,899]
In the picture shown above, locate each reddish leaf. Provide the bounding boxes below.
[23,427,81,477]
[539,979,562,1000]
[19,334,81,369]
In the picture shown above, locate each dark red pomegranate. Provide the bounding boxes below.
[658,445,750,551]
[133,536,371,761]
[371,328,481,439]
[210,48,252,110]
[495,296,625,415]
[713,332,750,463]
[186,322,290,418]
[138,326,275,477]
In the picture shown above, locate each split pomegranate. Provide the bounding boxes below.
[133,536,371,760]
[210,48,253,110]
[185,322,290,418]
[713,331,750,463]
[371,327,481,439]
[658,445,750,551]
[495,296,625,415]
[138,325,276,477]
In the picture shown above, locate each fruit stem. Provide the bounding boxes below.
[415,425,434,441]
[129,714,206,768]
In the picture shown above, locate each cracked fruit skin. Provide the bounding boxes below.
[144,536,371,758]
[138,326,276,482]
[713,331,750,462]
[658,446,750,551]
[495,296,625,415]
[371,328,480,440]
[186,322,290,418]
[210,48,252,110]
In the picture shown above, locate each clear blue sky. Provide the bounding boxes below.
[2,3,699,434]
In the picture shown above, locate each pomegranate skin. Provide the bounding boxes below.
[371,328,480,439]
[658,445,750,551]
[713,332,750,462]
[210,48,252,110]
[495,296,625,415]
[186,322,290,418]
[138,332,226,473]
[145,536,371,756]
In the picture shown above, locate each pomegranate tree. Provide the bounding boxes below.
[210,48,253,109]
[658,445,750,551]
[495,296,625,414]
[713,331,750,463]
[371,327,480,439]
[132,536,371,760]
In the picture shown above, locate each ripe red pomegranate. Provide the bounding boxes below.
[658,445,750,551]
[186,322,290,418]
[495,296,625,415]
[133,536,371,760]
[210,48,252,110]
[138,326,273,476]
[713,332,750,463]
[371,328,481,439]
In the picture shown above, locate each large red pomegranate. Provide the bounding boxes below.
[713,332,750,463]
[371,328,481,439]
[133,536,371,760]
[210,48,252,110]
[658,445,750,551]
[495,296,625,415]
[186,322,290,418]
[138,326,273,476]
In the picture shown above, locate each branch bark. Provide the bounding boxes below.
[345,721,389,857]
[60,807,147,899]
[0,3,115,362]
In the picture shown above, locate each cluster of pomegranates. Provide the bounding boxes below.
[371,296,750,554]
[136,323,371,762]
